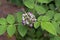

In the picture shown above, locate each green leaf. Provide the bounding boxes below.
[55,0,60,8]
[0,18,7,25]
[26,37,32,40]
[38,10,55,21]
[46,10,55,16]
[0,25,7,35]
[18,23,28,37]
[54,13,60,21]
[27,28,35,38]
[35,5,47,14]
[42,10,55,21]
[41,15,51,21]
[38,15,52,22]
[52,21,60,34]
[49,4,55,10]
[50,36,60,40]
[37,0,52,3]
[38,16,43,22]
[16,12,23,23]
[7,25,16,37]
[36,29,42,38]
[10,0,16,4]
[6,14,15,24]
[23,0,34,9]
[41,22,57,35]
[57,21,60,24]
[34,22,40,29]
[16,0,23,6]
[10,0,22,6]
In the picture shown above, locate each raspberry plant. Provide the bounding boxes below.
[0,0,60,40]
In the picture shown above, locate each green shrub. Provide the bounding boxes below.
[0,0,60,40]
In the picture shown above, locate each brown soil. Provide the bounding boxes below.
[0,0,21,17]
[0,0,21,40]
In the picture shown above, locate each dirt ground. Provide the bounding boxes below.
[0,0,21,17]
[0,0,21,40]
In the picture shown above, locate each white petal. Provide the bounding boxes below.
[26,20,29,25]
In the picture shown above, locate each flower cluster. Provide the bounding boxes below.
[22,12,36,27]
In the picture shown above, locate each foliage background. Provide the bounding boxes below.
[0,0,60,40]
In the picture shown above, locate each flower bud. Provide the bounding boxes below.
[22,12,36,27]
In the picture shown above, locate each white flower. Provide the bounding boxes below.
[29,24,33,27]
[22,20,26,25]
[22,12,36,27]
[26,20,29,25]
[22,16,25,20]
